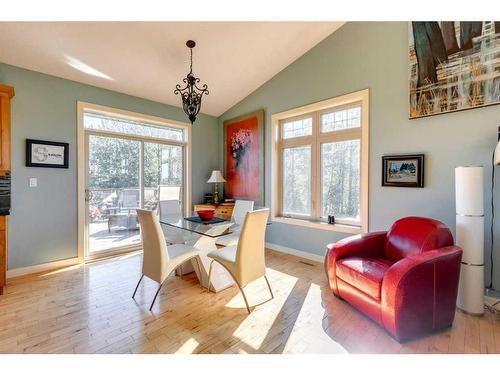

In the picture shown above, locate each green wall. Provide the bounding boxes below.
[218,22,500,290]
[0,63,219,269]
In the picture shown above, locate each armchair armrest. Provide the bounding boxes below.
[325,231,387,295]
[381,246,462,341]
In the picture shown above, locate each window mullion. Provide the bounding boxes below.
[311,111,320,220]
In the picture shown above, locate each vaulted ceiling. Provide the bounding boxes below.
[0,22,344,116]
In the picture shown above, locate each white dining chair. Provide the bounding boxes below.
[133,209,201,311]
[215,199,254,247]
[207,208,272,313]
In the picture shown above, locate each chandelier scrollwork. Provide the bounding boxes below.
[174,40,209,124]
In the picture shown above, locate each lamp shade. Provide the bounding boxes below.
[495,140,500,165]
[207,170,226,183]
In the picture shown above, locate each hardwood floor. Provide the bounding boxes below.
[0,249,499,354]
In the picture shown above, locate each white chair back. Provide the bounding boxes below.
[232,200,254,225]
[136,209,170,283]
[235,208,269,287]
[158,185,181,201]
[158,200,182,221]
[120,189,139,208]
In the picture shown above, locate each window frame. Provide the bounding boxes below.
[271,89,369,234]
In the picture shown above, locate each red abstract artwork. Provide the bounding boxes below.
[224,112,263,203]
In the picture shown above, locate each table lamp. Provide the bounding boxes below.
[207,170,226,205]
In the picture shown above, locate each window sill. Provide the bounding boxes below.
[271,216,362,234]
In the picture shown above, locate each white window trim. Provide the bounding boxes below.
[76,101,192,261]
[270,89,369,234]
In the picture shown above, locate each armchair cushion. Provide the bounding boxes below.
[336,257,394,300]
[326,231,387,295]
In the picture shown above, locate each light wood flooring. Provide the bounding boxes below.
[0,249,499,354]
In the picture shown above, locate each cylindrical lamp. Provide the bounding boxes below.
[455,166,484,315]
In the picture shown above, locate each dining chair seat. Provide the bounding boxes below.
[214,234,239,247]
[167,244,200,264]
[207,245,237,266]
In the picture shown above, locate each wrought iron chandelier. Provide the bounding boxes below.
[174,40,209,124]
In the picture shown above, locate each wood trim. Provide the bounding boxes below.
[0,96,11,171]
[271,216,362,234]
[360,91,370,232]
[6,257,80,279]
[271,89,370,233]
[0,84,15,99]
[78,101,190,131]
[0,84,13,295]
[77,103,85,262]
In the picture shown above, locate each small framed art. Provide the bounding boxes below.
[26,139,69,169]
[382,154,424,188]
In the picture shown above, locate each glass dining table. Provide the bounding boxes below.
[160,215,239,238]
[159,213,241,292]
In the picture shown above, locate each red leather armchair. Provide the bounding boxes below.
[325,217,462,342]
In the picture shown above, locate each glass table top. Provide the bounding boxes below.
[159,213,239,238]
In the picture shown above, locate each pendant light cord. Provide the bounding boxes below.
[490,149,496,290]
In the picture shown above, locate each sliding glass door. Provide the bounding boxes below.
[86,135,142,255]
[83,110,187,259]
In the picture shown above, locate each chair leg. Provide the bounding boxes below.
[149,283,164,311]
[238,285,251,314]
[264,275,274,299]
[207,260,214,292]
[132,274,144,299]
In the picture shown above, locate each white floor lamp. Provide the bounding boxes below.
[456,166,485,315]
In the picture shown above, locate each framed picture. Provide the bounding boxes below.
[409,22,500,119]
[382,154,424,188]
[223,109,265,206]
[26,139,69,168]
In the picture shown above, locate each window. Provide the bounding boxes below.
[282,117,313,139]
[84,112,184,141]
[272,89,369,232]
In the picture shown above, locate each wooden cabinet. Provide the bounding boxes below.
[193,203,234,221]
[0,84,14,295]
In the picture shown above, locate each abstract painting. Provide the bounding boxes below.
[223,109,264,206]
[409,22,500,118]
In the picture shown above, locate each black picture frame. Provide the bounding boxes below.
[382,154,424,188]
[26,139,69,169]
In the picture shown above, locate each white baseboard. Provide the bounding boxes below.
[265,242,325,263]
[7,257,81,279]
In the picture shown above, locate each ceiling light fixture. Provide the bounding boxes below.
[174,40,209,124]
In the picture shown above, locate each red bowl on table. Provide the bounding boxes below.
[196,209,215,221]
